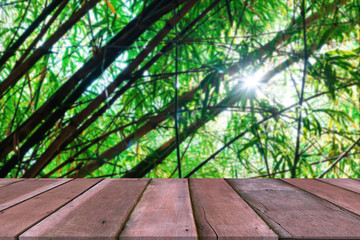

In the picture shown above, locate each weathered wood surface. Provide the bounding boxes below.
[0,178,70,211]
[227,178,360,239]
[284,178,360,216]
[20,179,148,240]
[0,178,23,187]
[0,179,100,240]
[0,178,359,239]
[319,178,360,193]
[190,179,277,240]
[120,179,197,240]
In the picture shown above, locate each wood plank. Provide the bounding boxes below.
[0,178,23,187]
[0,178,70,211]
[0,178,100,240]
[319,178,360,194]
[20,179,149,240]
[119,179,197,240]
[190,178,277,240]
[283,178,360,216]
[227,178,360,239]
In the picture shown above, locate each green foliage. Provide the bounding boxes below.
[0,0,359,179]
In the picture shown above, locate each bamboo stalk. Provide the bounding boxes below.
[0,0,101,97]
[52,0,223,178]
[70,1,344,178]
[0,0,65,69]
[23,0,199,177]
[0,0,185,177]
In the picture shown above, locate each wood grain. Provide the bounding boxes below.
[0,178,100,240]
[20,178,148,240]
[0,178,70,211]
[1,178,360,239]
[0,178,23,187]
[190,178,277,240]
[119,179,197,240]
[227,178,360,239]
[319,178,360,193]
[284,178,360,216]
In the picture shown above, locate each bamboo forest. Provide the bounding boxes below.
[0,0,359,179]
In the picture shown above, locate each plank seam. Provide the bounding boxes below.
[115,178,151,239]
[15,178,104,239]
[188,178,218,239]
[0,178,73,212]
[186,178,200,240]
[0,178,25,188]
[280,179,360,220]
[224,179,284,239]
[316,179,360,195]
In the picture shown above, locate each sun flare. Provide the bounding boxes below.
[240,71,264,89]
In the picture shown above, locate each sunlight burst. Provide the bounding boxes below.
[241,71,264,89]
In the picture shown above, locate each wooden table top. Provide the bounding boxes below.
[0,178,360,239]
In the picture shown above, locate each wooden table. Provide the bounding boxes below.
[1,178,360,239]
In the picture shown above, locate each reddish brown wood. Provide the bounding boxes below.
[0,178,23,187]
[1,179,360,239]
[20,179,149,240]
[283,178,360,216]
[190,179,277,240]
[0,178,100,240]
[119,179,197,240]
[319,178,360,193]
[227,179,360,239]
[0,178,70,211]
